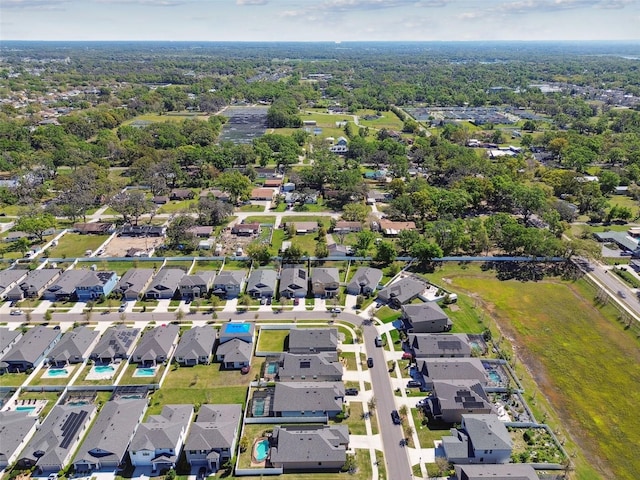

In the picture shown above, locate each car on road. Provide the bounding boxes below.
[330,307,342,313]
[345,388,359,396]
[407,380,422,388]
[617,290,627,298]
[374,335,383,347]
[391,410,401,425]
[367,357,374,368]
[10,309,23,316]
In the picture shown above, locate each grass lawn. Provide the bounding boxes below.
[282,215,331,226]
[256,329,289,352]
[375,451,386,480]
[76,362,125,386]
[0,205,27,216]
[269,228,285,255]
[122,113,208,125]
[375,305,401,323]
[607,194,639,210]
[95,260,139,275]
[340,351,357,371]
[47,233,109,258]
[17,391,61,419]
[341,401,367,435]
[238,204,266,212]
[423,263,640,480]
[291,234,320,255]
[412,408,451,449]
[193,260,223,271]
[118,363,167,385]
[163,260,193,271]
[357,109,404,131]
[222,259,250,270]
[157,200,197,214]
[0,372,29,387]
[440,294,487,334]
[243,215,276,224]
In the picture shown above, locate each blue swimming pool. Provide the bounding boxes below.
[488,370,501,383]
[254,439,269,462]
[135,367,157,377]
[225,322,251,334]
[47,368,69,377]
[254,398,265,416]
[16,406,36,412]
[93,365,115,374]
[266,362,278,375]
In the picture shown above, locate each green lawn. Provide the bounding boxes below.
[357,109,404,131]
[17,391,61,420]
[291,234,319,255]
[243,215,276,224]
[118,363,167,385]
[157,200,197,214]
[269,228,285,255]
[193,260,223,271]
[238,204,266,212]
[122,112,209,125]
[47,233,109,258]
[423,263,639,480]
[375,305,401,323]
[163,260,193,271]
[76,362,126,386]
[95,260,140,275]
[607,194,639,210]
[340,401,367,435]
[411,408,451,449]
[0,372,28,387]
[256,329,289,352]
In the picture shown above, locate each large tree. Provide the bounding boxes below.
[15,212,56,242]
[109,190,154,226]
[216,171,252,205]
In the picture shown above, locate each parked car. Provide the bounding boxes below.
[260,297,266,305]
[391,410,401,425]
[241,365,250,375]
[374,336,383,347]
[10,309,23,316]
[407,380,422,388]
[401,352,413,360]
[293,298,300,306]
[118,303,127,312]
[345,388,359,396]
[367,357,374,368]
[330,307,342,313]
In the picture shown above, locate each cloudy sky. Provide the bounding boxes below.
[1,0,639,42]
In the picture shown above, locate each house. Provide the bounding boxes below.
[0,328,22,358]
[116,268,155,301]
[417,358,489,391]
[0,411,39,470]
[47,326,99,368]
[453,464,539,480]
[311,267,340,298]
[377,276,427,307]
[129,405,194,471]
[332,221,362,234]
[288,328,338,354]
[121,224,166,237]
[187,226,214,238]
[426,381,493,423]
[174,326,216,366]
[279,265,308,298]
[1,326,61,372]
[73,222,114,235]
[442,414,512,464]
[145,269,185,300]
[231,222,261,236]
[0,269,28,299]
[42,269,88,302]
[131,324,180,366]
[75,271,119,301]
[90,326,140,363]
[246,269,278,298]
[346,267,383,296]
[287,221,318,234]
[284,191,319,205]
[407,333,471,358]
[401,303,453,333]
[219,322,255,345]
[327,243,352,257]
[379,219,417,236]
[5,269,62,301]
[264,179,283,188]
[17,404,97,473]
[329,136,348,154]
[179,271,216,301]
[215,339,252,369]
[268,425,349,472]
[211,270,246,299]
[184,404,242,472]
[152,196,169,205]
[73,399,147,473]
[202,189,231,202]
[251,188,275,201]
[276,352,343,382]
[272,382,345,418]
[593,230,639,253]
[282,182,295,192]
[170,189,195,200]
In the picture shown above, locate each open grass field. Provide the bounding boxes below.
[423,263,640,480]
[291,234,319,255]
[256,328,289,352]
[47,233,109,258]
[157,199,197,214]
[357,109,404,131]
[238,204,266,212]
[607,194,639,210]
[122,112,209,126]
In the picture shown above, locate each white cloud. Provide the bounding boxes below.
[237,0,268,5]
[1,0,69,9]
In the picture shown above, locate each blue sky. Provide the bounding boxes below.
[1,0,639,41]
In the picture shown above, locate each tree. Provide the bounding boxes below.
[411,240,443,265]
[355,230,375,256]
[374,240,397,265]
[282,244,305,263]
[15,213,55,242]
[598,170,620,195]
[246,242,271,265]
[397,229,421,254]
[216,170,252,204]
[109,190,154,226]
[342,203,368,223]
[315,242,329,258]
[166,214,197,251]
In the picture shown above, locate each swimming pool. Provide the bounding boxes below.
[46,368,69,377]
[254,439,269,462]
[16,406,36,412]
[266,362,278,375]
[253,398,265,416]
[67,401,88,407]
[224,322,251,334]
[487,370,501,383]
[134,367,157,377]
[93,365,115,374]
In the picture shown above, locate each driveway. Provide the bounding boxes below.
[153,299,171,313]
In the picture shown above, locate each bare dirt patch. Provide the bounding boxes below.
[103,235,165,257]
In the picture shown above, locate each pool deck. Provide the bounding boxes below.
[3,399,48,416]
[86,363,119,381]
[251,437,269,467]
[42,365,76,379]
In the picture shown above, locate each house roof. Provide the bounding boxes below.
[145,269,185,296]
[73,222,113,234]
[379,218,417,235]
[0,411,39,466]
[185,404,242,452]
[269,425,348,466]
[378,276,426,304]
[130,405,193,452]
[45,269,87,296]
[0,269,27,290]
[179,271,216,289]
[409,333,470,357]
[1,326,60,366]
[431,380,492,415]
[279,266,308,294]
[403,302,451,325]
[347,267,383,292]
[187,226,214,237]
[593,230,639,251]
[7,268,61,296]
[454,464,539,480]
[289,221,318,232]
[311,267,340,285]
[91,326,140,360]
[48,326,99,364]
[0,328,21,355]
[334,221,361,230]
[174,326,216,361]
[216,338,252,364]
[251,188,275,198]
[76,271,117,289]
[272,382,344,413]
[213,270,246,288]
[278,352,342,381]
[73,399,147,466]
[462,414,512,452]
[231,223,260,233]
[117,269,155,296]
[132,324,180,361]
[288,328,338,353]
[246,269,278,295]
[419,358,488,384]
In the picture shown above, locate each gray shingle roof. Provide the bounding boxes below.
[48,326,99,365]
[7,268,61,298]
[419,358,488,384]
[378,276,426,304]
[0,411,38,467]
[44,269,87,297]
[116,268,155,297]
[185,404,241,451]
[132,324,179,362]
[174,326,216,363]
[272,382,344,413]
[130,405,193,452]
[277,352,342,381]
[216,338,251,364]
[213,270,246,288]
[431,380,493,415]
[279,266,308,295]
[1,326,60,366]
[346,267,383,294]
[91,326,140,360]
[0,328,21,355]
[179,271,215,289]
[0,269,27,290]
[454,464,539,480]
[311,267,340,285]
[462,414,512,452]
[246,269,277,296]
[409,333,471,357]
[288,328,338,354]
[145,269,185,296]
[269,425,348,466]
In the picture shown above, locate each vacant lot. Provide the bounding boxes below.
[256,329,289,352]
[103,235,165,257]
[48,233,110,258]
[425,264,640,480]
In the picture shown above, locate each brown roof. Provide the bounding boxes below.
[290,221,319,232]
[334,221,362,230]
[380,219,416,231]
[74,222,113,234]
[187,226,214,237]
[264,179,283,187]
[251,188,275,199]
[232,223,261,233]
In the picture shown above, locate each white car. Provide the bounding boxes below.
[330,308,342,314]
[10,309,24,316]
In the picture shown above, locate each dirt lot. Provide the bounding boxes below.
[102,235,165,257]
[219,229,258,255]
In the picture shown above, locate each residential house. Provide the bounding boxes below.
[90,326,140,364]
[264,179,283,188]
[187,226,213,238]
[327,243,352,257]
[145,269,185,300]
[131,324,180,366]
[332,221,362,234]
[47,326,99,367]
[219,322,255,345]
[211,270,246,299]
[42,269,87,302]
[202,189,231,203]
[251,188,275,201]
[0,328,22,358]
[121,225,166,237]
[17,404,97,473]
[170,189,195,200]
[453,464,539,480]
[231,222,261,236]
[116,268,155,301]
[184,404,242,472]
[0,269,28,299]
[379,219,417,236]
[417,358,489,391]
[288,328,338,354]
[346,267,383,296]
[442,414,512,464]
[174,326,216,366]
[73,399,148,473]
[287,221,318,234]
[284,191,318,205]
[179,271,216,301]
[377,276,427,307]
[272,382,345,418]
[593,230,639,253]
[268,425,349,472]
[129,405,194,471]
[75,271,119,301]
[279,266,308,299]
[152,196,169,205]
[311,268,340,298]
[0,411,39,470]
[5,269,62,301]
[426,380,494,423]
[246,269,278,298]
[276,352,343,382]
[1,326,61,372]
[407,333,470,358]
[329,136,348,154]
[73,222,114,235]
[401,303,453,333]
[282,182,296,192]
[215,322,254,369]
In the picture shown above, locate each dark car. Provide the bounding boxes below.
[367,357,374,368]
[266,297,272,305]
[407,380,422,388]
[293,298,300,306]
[401,352,413,360]
[197,467,206,480]
[391,410,401,425]
[345,388,359,396]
